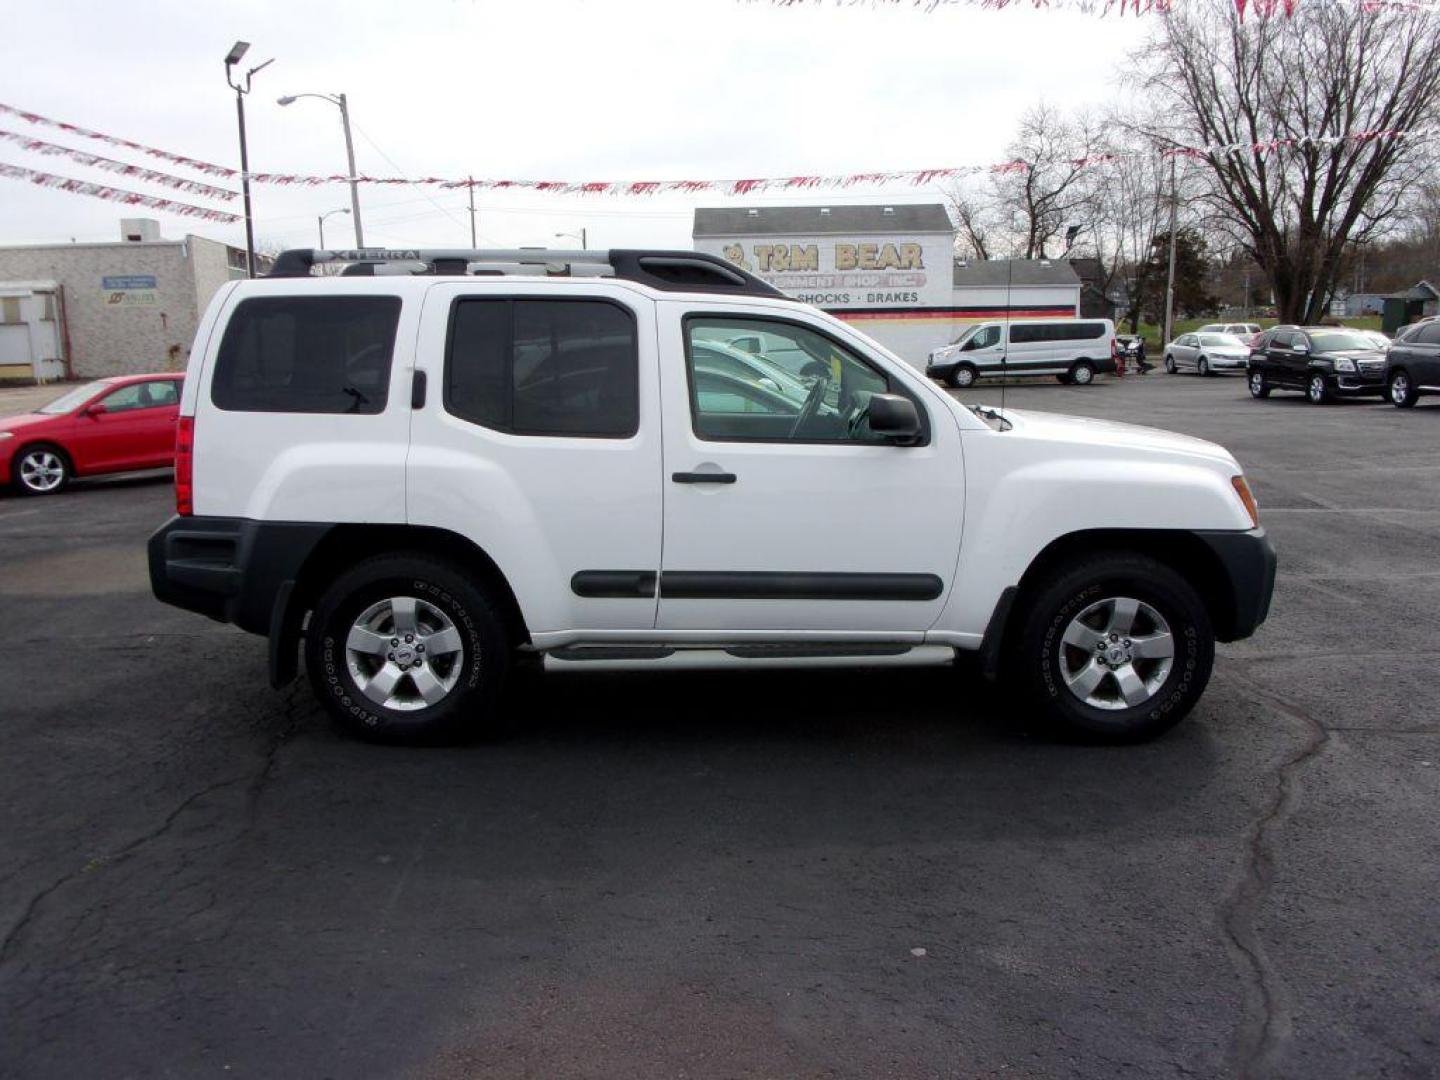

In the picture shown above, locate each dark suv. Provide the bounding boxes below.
[1384,319,1440,408]
[1247,326,1387,403]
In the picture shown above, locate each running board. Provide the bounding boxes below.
[542,644,956,673]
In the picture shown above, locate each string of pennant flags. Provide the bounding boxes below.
[0,98,1421,224]
[769,0,1440,17]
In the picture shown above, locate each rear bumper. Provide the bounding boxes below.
[148,515,329,635]
[1194,527,1277,641]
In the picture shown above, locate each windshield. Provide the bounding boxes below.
[35,380,108,414]
[1199,334,1245,347]
[1309,331,1377,352]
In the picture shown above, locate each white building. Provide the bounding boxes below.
[0,219,261,380]
[693,203,1081,369]
[0,281,65,384]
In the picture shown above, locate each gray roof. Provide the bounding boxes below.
[693,203,953,238]
[953,258,1081,288]
[1385,280,1439,301]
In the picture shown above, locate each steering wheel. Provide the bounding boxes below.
[789,376,830,438]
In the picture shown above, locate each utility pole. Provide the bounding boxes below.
[224,42,273,278]
[336,94,363,247]
[467,177,477,247]
[1163,154,1179,347]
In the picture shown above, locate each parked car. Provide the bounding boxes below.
[926,318,1118,388]
[0,374,183,495]
[1198,322,1262,338]
[1246,326,1387,403]
[1163,332,1250,376]
[149,246,1273,745]
[1354,329,1391,352]
[1383,319,1440,408]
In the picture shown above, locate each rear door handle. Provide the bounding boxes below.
[672,471,737,484]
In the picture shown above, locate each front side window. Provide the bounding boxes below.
[212,296,401,414]
[98,383,150,412]
[964,325,1002,351]
[685,316,913,444]
[446,298,638,438]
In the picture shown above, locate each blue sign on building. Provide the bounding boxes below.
[101,275,158,290]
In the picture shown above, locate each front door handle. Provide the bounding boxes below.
[672,471,737,484]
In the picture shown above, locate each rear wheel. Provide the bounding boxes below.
[1069,360,1095,386]
[1008,552,1214,742]
[305,553,511,742]
[1307,372,1330,404]
[947,363,977,389]
[1248,370,1270,399]
[11,444,70,496]
[1389,369,1419,408]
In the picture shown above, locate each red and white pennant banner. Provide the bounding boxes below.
[0,103,239,179]
[0,129,237,200]
[0,162,242,223]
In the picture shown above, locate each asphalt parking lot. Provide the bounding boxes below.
[1,372,1437,1079]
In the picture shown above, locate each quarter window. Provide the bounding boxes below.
[212,296,401,414]
[446,298,638,438]
[684,316,915,444]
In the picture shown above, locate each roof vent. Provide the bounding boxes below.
[882,206,895,215]
[820,207,831,215]
[747,208,759,217]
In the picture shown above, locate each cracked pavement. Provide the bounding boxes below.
[1,375,1437,1078]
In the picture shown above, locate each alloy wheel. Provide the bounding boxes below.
[1391,373,1411,405]
[1308,375,1327,403]
[18,450,65,493]
[344,596,466,711]
[1058,596,1175,711]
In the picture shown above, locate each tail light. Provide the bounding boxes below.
[175,415,195,516]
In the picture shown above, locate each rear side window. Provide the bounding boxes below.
[446,298,638,438]
[1418,323,1440,346]
[1009,321,1106,344]
[212,296,401,414]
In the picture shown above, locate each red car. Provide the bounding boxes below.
[0,373,183,496]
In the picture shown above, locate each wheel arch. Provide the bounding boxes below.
[276,523,531,686]
[10,439,75,478]
[981,528,1244,678]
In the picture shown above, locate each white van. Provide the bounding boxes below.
[927,319,1118,388]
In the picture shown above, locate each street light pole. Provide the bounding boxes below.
[554,228,588,250]
[318,207,350,248]
[224,42,273,278]
[277,91,363,247]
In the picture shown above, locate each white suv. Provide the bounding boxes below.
[149,248,1275,743]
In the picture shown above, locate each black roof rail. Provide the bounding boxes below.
[263,247,784,298]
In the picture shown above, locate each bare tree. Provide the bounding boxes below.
[992,104,1108,260]
[942,183,994,261]
[1137,0,1440,324]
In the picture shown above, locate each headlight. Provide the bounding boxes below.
[1333,357,1356,372]
[0,431,13,440]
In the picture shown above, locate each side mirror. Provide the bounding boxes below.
[84,403,108,417]
[866,393,922,442]
[1293,342,1310,355]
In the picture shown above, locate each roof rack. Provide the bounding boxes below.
[263,247,785,298]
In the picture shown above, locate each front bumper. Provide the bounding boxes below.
[1332,373,1386,395]
[1207,355,1248,371]
[1194,527,1276,641]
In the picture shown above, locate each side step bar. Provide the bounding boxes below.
[542,644,956,673]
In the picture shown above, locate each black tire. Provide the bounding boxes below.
[947,363,977,389]
[1248,370,1270,399]
[1007,552,1214,743]
[1164,355,1176,374]
[304,553,511,742]
[1306,372,1330,405]
[10,443,71,496]
[1069,360,1095,386]
[1389,368,1419,408]
[1198,356,1210,377]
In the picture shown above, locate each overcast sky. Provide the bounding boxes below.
[0,0,1147,253]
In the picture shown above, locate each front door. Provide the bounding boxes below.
[66,381,179,473]
[655,303,965,634]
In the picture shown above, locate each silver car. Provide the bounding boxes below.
[1164,332,1251,376]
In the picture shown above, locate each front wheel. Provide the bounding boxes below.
[1164,355,1176,374]
[12,444,70,496]
[947,363,977,389]
[305,553,511,742]
[1069,360,1095,386]
[1389,369,1419,408]
[1198,357,1211,377]
[1008,552,1214,742]
[1248,370,1270,399]
[1307,372,1330,405]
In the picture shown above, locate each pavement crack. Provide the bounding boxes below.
[1216,663,1332,1080]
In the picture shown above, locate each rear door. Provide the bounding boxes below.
[407,281,663,634]
[1414,322,1440,386]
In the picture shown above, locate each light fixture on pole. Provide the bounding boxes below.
[277,92,364,247]
[554,229,588,250]
[317,207,350,249]
[224,41,274,278]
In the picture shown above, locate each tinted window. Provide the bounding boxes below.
[1269,332,1293,349]
[213,296,400,414]
[1009,321,1105,343]
[446,298,638,438]
[1418,323,1440,346]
